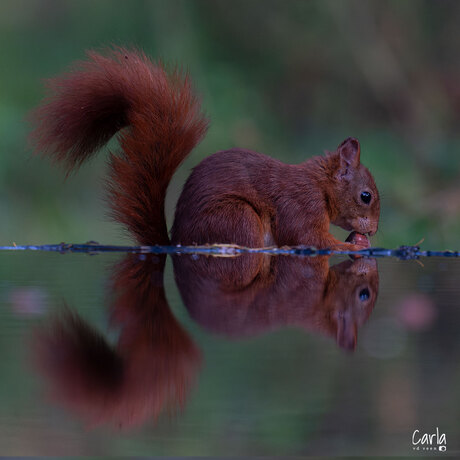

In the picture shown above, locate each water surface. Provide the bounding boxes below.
[0,251,459,456]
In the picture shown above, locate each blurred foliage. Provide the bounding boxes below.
[1,0,459,248]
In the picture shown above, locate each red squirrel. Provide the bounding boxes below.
[30,48,380,249]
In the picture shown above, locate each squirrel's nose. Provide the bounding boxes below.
[368,224,378,237]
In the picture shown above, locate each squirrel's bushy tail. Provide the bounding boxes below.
[29,48,208,244]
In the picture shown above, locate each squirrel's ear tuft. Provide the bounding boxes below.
[338,137,360,177]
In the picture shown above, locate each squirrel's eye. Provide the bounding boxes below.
[360,191,371,204]
[359,288,370,301]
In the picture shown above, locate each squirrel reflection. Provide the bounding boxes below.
[33,253,378,430]
[33,254,202,429]
[174,254,378,351]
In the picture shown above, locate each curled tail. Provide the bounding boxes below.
[29,47,208,244]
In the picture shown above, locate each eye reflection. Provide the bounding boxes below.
[359,288,370,301]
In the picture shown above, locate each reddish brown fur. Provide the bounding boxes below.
[172,144,380,248]
[30,48,379,248]
[32,254,201,429]
[173,254,379,351]
[29,48,208,245]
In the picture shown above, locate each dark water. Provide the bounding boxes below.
[0,251,459,456]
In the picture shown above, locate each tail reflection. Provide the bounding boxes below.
[33,255,201,429]
[174,254,379,351]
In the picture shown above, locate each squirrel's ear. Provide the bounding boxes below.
[338,137,360,177]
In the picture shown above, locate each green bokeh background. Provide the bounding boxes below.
[1,0,459,248]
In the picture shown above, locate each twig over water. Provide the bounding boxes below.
[0,242,458,260]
